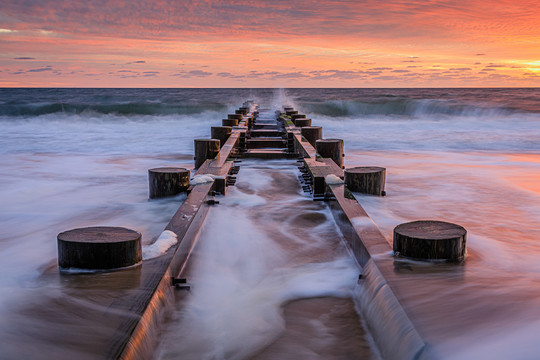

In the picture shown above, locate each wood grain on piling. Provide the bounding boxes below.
[58,227,142,270]
[393,220,467,262]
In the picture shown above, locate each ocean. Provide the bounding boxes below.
[0,88,539,359]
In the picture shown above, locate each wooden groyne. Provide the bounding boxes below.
[57,100,467,359]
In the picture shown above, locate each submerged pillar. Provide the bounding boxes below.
[222,118,238,127]
[148,167,190,199]
[58,226,142,270]
[393,221,467,262]
[345,167,386,196]
[291,114,306,122]
[228,114,243,121]
[295,118,312,128]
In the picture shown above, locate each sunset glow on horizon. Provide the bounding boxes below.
[1,0,539,87]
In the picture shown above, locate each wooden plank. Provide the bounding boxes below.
[321,158,344,177]
[243,149,295,159]
[113,117,249,359]
[112,182,215,360]
[326,183,427,360]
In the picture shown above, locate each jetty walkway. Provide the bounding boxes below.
[56,101,470,359]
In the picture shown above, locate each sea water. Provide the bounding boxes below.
[0,88,539,359]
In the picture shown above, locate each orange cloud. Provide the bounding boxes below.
[0,0,538,87]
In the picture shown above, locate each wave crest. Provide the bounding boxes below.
[0,101,229,117]
[299,99,518,118]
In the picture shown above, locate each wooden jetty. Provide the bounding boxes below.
[57,101,467,359]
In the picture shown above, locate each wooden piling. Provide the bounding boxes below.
[194,139,220,169]
[286,110,298,116]
[301,126,323,147]
[316,138,344,169]
[344,167,386,196]
[393,220,467,262]
[222,118,239,127]
[58,226,142,270]
[211,126,232,148]
[295,118,312,127]
[148,167,190,199]
[228,114,243,120]
[291,114,306,121]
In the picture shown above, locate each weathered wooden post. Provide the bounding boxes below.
[194,138,220,169]
[148,167,190,199]
[295,118,312,127]
[222,118,238,127]
[393,221,467,262]
[291,114,306,122]
[228,114,243,121]
[211,126,232,148]
[316,138,344,168]
[286,110,298,116]
[58,226,142,270]
[239,107,249,115]
[245,116,253,129]
[345,167,386,196]
[301,126,322,147]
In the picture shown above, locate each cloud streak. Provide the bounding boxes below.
[2,0,538,43]
[0,0,538,87]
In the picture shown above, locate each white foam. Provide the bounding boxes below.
[190,174,214,185]
[222,191,266,207]
[155,204,359,359]
[325,174,344,184]
[142,230,178,259]
[350,216,376,230]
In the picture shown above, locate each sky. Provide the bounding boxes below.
[0,0,539,87]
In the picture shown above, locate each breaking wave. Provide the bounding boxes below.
[0,101,229,117]
[297,98,521,118]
